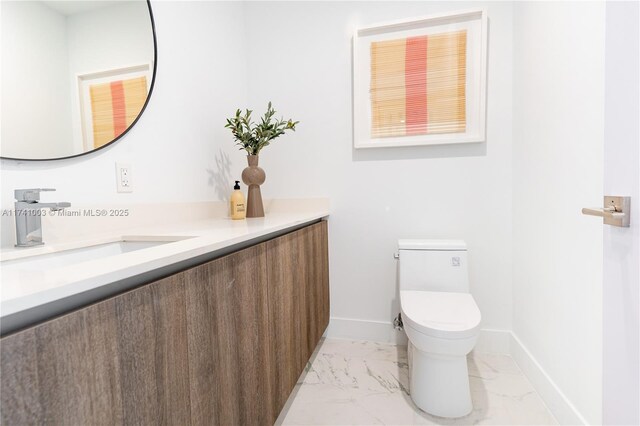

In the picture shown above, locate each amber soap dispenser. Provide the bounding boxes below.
[230,180,246,220]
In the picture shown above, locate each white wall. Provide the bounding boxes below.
[602,2,640,424]
[1,1,73,158]
[242,1,514,336]
[66,1,155,151]
[0,1,249,247]
[512,2,605,424]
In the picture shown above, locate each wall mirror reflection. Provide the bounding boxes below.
[1,0,157,160]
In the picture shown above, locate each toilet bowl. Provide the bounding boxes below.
[398,240,481,418]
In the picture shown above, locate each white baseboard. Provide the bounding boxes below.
[325,316,408,345]
[510,332,588,425]
[325,317,510,353]
[325,317,587,425]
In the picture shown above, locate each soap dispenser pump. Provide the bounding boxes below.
[230,181,246,220]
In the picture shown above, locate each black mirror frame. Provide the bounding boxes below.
[1,0,158,162]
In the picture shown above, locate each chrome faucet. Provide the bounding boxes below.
[14,188,71,247]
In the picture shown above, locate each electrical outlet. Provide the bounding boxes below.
[116,162,133,193]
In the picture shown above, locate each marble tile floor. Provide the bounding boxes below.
[277,338,557,426]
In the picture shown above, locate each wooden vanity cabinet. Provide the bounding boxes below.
[0,221,330,425]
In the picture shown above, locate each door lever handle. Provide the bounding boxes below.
[582,196,630,227]
[581,207,623,217]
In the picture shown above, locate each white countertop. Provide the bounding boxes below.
[0,199,329,329]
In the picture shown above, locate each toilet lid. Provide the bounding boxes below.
[400,290,481,339]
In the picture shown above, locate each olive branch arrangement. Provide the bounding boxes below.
[224,102,299,155]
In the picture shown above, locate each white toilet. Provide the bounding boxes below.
[398,239,481,418]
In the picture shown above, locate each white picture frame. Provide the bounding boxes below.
[77,63,152,151]
[353,9,488,149]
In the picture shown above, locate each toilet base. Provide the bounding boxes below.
[408,341,472,418]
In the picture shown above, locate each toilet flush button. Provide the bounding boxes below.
[451,257,460,267]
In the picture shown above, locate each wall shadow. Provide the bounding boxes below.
[352,141,487,162]
[207,149,233,202]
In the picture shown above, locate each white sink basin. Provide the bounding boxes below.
[1,237,191,273]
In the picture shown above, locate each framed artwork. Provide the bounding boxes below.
[78,64,152,151]
[353,9,487,149]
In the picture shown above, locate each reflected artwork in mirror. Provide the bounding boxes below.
[1,0,157,161]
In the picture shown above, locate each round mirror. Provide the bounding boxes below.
[1,0,157,161]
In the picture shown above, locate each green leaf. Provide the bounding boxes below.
[224,101,300,154]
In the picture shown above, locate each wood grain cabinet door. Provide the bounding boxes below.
[184,242,274,426]
[1,299,124,425]
[267,221,330,418]
[0,274,192,425]
[302,221,330,363]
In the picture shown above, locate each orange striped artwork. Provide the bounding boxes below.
[89,76,148,148]
[370,30,466,138]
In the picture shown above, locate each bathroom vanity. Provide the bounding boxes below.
[0,214,329,425]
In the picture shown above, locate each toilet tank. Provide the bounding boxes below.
[398,240,469,293]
